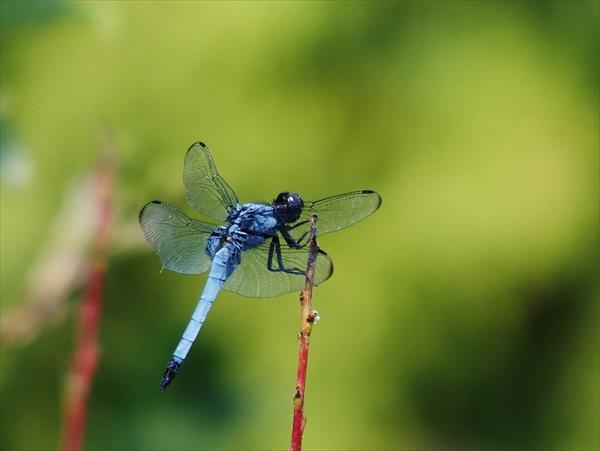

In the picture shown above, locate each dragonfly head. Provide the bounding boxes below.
[273,192,304,223]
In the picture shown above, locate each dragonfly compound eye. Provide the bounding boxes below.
[284,194,304,223]
[274,192,289,205]
[286,194,303,208]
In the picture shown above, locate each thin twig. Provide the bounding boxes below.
[290,215,320,451]
[62,149,114,451]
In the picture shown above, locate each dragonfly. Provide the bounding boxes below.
[140,142,381,390]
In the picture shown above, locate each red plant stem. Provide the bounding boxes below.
[62,159,113,451]
[290,216,319,451]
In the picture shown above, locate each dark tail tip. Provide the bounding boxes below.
[159,358,182,391]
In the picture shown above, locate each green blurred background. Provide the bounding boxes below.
[1,1,598,450]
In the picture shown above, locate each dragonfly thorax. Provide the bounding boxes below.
[272,192,304,224]
[207,203,278,257]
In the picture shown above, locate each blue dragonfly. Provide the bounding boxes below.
[140,142,381,390]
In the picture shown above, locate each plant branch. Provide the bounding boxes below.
[62,149,114,451]
[290,215,320,451]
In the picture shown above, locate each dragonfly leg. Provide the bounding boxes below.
[288,219,309,230]
[286,220,310,245]
[281,229,306,249]
[267,237,305,275]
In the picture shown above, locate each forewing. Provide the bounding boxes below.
[223,240,334,298]
[289,190,382,244]
[139,201,215,274]
[183,141,239,221]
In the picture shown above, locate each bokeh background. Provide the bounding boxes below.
[1,1,598,450]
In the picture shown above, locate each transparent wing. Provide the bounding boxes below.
[288,190,382,245]
[183,141,239,221]
[224,239,334,298]
[139,201,215,274]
